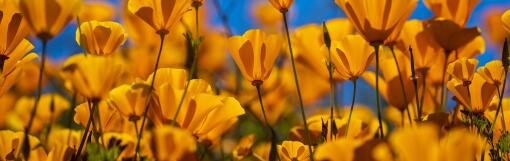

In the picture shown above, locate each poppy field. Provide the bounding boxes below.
[2,0,510,160]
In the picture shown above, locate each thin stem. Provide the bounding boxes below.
[391,47,412,125]
[133,121,140,159]
[255,84,270,127]
[420,71,427,113]
[407,47,421,120]
[282,12,314,159]
[439,51,449,111]
[22,39,48,160]
[326,34,335,141]
[72,100,98,161]
[135,32,166,161]
[491,71,508,134]
[372,43,384,138]
[345,80,357,136]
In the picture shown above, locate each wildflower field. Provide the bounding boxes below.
[3,0,510,160]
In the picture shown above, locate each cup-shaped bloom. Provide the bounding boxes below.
[447,73,497,113]
[0,40,36,97]
[151,126,197,161]
[503,10,510,33]
[232,134,256,160]
[268,0,294,12]
[74,100,126,133]
[477,60,505,87]
[47,128,81,151]
[108,82,151,121]
[397,20,443,72]
[335,0,418,44]
[0,0,30,58]
[447,58,478,83]
[228,29,283,84]
[389,124,440,161]
[76,21,127,56]
[424,0,480,27]
[277,141,311,161]
[19,0,82,39]
[12,94,69,132]
[314,138,363,161]
[79,2,115,22]
[362,48,416,110]
[0,130,39,160]
[62,55,123,100]
[328,35,374,80]
[427,19,481,52]
[127,0,192,34]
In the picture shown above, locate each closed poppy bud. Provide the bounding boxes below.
[277,141,312,161]
[228,29,283,85]
[268,0,294,13]
[127,0,192,34]
[424,0,480,27]
[62,55,123,100]
[447,58,478,84]
[0,0,30,63]
[19,0,83,40]
[152,126,197,161]
[335,0,418,44]
[76,21,128,56]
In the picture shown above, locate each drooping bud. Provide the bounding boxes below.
[502,38,509,68]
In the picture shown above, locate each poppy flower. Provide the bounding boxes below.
[427,19,481,53]
[327,35,375,81]
[483,9,508,45]
[277,141,311,161]
[75,21,128,56]
[232,134,256,160]
[503,10,510,33]
[127,0,192,34]
[46,145,75,161]
[61,55,124,100]
[252,2,283,31]
[477,60,505,88]
[0,130,40,160]
[227,29,283,85]
[268,0,294,12]
[397,20,443,72]
[335,0,418,44]
[447,73,497,113]
[424,0,480,26]
[151,126,197,161]
[108,82,151,121]
[389,124,440,161]
[0,41,36,97]
[446,58,479,84]
[0,0,30,63]
[46,128,81,151]
[11,94,69,133]
[314,138,362,161]
[74,100,126,133]
[19,0,83,40]
[79,2,115,22]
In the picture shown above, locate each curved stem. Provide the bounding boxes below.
[326,37,336,141]
[373,44,384,138]
[282,12,314,159]
[345,80,357,136]
[391,47,413,125]
[135,32,166,160]
[491,70,508,135]
[255,84,280,161]
[72,100,98,161]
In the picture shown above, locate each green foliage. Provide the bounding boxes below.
[86,143,119,161]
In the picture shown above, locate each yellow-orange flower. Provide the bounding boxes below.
[198,33,228,73]
[446,58,478,83]
[483,9,507,45]
[0,41,36,97]
[313,138,362,161]
[127,0,192,34]
[427,19,481,52]
[10,94,69,133]
[228,29,283,84]
[328,35,374,80]
[268,0,294,12]
[19,0,83,39]
[61,55,123,99]
[252,2,282,31]
[151,126,197,161]
[74,100,126,133]
[389,124,440,161]
[477,60,505,87]
[46,145,74,161]
[232,134,256,160]
[47,128,81,151]
[0,0,29,59]
[397,20,443,72]
[277,141,311,161]
[502,10,510,33]
[447,73,497,112]
[76,21,127,56]
[335,0,418,44]
[79,2,115,22]
[424,0,480,27]
[0,130,40,160]
[108,82,151,121]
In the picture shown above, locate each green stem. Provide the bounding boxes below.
[325,35,335,141]
[420,71,427,114]
[391,47,413,125]
[372,43,384,138]
[439,51,449,111]
[407,47,421,121]
[135,32,166,161]
[345,79,357,136]
[72,100,98,161]
[282,12,314,159]
[491,70,508,134]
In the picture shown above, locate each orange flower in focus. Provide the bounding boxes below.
[446,58,478,83]
[0,0,30,65]
[477,60,505,88]
[227,29,283,85]
[74,101,126,133]
[19,0,83,40]
[335,0,418,44]
[151,126,197,161]
[502,10,510,33]
[424,0,480,26]
[328,35,375,80]
[0,42,36,97]
[127,0,192,34]
[109,82,152,121]
[277,141,311,161]
[447,74,497,113]
[397,20,443,72]
[76,21,128,56]
[268,0,294,12]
